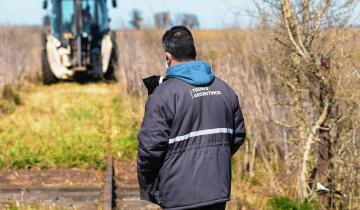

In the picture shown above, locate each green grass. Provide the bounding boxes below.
[267,196,319,210]
[0,83,141,169]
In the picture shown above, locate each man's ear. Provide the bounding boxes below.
[165,52,172,66]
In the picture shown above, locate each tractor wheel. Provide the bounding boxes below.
[42,49,58,85]
[103,35,118,82]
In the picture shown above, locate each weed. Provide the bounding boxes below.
[2,85,21,105]
[113,131,138,160]
[0,85,22,114]
[267,196,319,210]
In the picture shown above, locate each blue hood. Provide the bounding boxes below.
[166,61,215,86]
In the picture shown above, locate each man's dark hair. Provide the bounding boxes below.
[162,26,196,60]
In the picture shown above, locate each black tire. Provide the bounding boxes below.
[41,36,58,85]
[103,33,118,82]
[42,49,58,85]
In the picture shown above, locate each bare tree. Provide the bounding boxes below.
[176,13,200,29]
[129,9,143,30]
[254,0,360,209]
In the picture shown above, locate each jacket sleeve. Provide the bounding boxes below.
[231,95,246,155]
[137,93,170,202]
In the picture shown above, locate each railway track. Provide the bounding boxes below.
[113,160,160,210]
[0,156,159,210]
[0,157,240,210]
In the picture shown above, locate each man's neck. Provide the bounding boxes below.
[170,59,195,67]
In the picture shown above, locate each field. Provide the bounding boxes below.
[1,25,360,210]
[0,27,279,209]
[0,82,141,169]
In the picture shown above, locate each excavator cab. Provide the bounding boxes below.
[42,0,118,84]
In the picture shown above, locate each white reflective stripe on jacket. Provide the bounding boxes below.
[168,128,234,144]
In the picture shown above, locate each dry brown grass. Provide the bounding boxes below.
[116,29,279,150]
[0,26,42,95]
[115,29,277,135]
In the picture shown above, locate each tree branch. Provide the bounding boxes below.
[300,96,330,198]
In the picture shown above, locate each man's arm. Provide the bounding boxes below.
[231,95,246,155]
[137,93,170,202]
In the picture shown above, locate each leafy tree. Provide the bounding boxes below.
[176,13,200,29]
[154,12,172,29]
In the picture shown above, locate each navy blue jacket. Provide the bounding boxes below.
[137,61,246,210]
